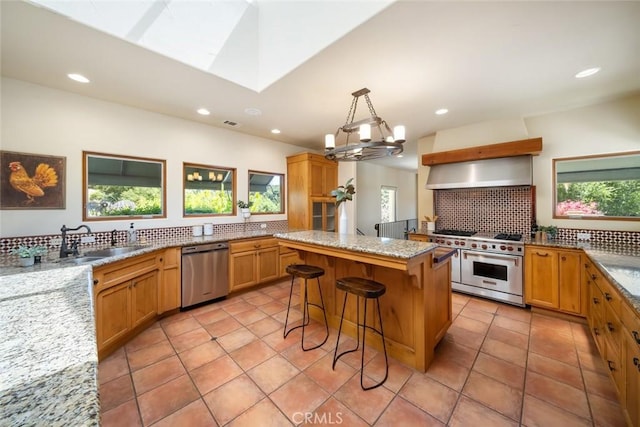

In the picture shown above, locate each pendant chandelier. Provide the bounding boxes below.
[324,88,405,161]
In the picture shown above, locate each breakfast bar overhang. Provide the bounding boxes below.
[275,231,455,372]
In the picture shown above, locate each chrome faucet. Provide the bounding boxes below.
[60,224,92,258]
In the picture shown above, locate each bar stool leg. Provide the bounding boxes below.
[283,274,301,339]
[284,275,329,351]
[332,292,361,369]
[361,297,389,390]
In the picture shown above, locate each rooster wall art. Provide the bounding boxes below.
[1,151,66,209]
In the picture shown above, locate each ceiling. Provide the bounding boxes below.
[2,1,640,172]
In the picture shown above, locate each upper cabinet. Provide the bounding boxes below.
[287,153,338,230]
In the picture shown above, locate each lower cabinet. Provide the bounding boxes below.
[93,252,160,360]
[279,246,302,278]
[229,237,280,293]
[524,246,584,316]
[158,247,181,314]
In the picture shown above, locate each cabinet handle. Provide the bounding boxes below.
[93,279,99,285]
[633,331,640,345]
[591,274,597,280]
[535,252,549,257]
[604,292,612,301]
[561,256,566,261]
[607,322,614,332]
[593,297,599,304]
[584,263,589,269]
[593,327,600,336]
[159,258,163,262]
[607,360,615,371]
[634,357,640,372]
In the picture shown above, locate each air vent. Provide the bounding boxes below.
[223,120,238,127]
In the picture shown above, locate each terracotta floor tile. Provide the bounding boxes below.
[246,316,283,338]
[101,399,141,427]
[187,301,219,316]
[227,398,293,427]
[151,399,217,427]
[243,292,275,306]
[98,349,129,384]
[280,340,327,370]
[247,355,300,394]
[193,307,229,325]
[272,307,303,324]
[159,311,193,326]
[452,302,464,317]
[496,304,532,324]
[449,395,518,427]
[203,316,242,338]
[137,374,199,426]
[229,340,277,371]
[258,300,288,315]
[527,352,584,390]
[233,307,268,325]
[472,352,525,390]
[399,372,459,423]
[261,327,302,353]
[376,396,444,426]
[131,355,186,395]
[525,370,591,419]
[481,338,527,367]
[100,374,134,412]
[124,326,167,353]
[466,298,500,313]
[127,340,175,372]
[306,397,368,427]
[530,313,574,338]
[460,306,495,324]
[571,322,596,352]
[521,394,592,427]
[445,325,486,350]
[577,348,609,376]
[162,316,201,337]
[452,292,471,305]
[334,337,378,371]
[271,373,330,423]
[304,353,357,394]
[168,326,212,353]
[492,315,531,336]
[462,371,523,421]
[367,353,413,393]
[434,338,478,368]
[333,374,395,425]
[203,374,265,425]
[529,333,579,366]
[223,300,256,316]
[453,314,490,335]
[216,327,258,352]
[191,354,243,395]
[425,354,470,391]
[487,324,529,349]
[588,392,628,427]
[583,369,619,402]
[179,340,225,372]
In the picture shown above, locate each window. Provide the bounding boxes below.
[183,163,236,216]
[380,186,397,222]
[83,152,166,220]
[553,151,640,220]
[248,171,284,214]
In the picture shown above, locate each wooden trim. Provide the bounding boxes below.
[421,137,542,166]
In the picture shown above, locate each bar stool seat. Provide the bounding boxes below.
[283,264,329,351]
[332,276,389,390]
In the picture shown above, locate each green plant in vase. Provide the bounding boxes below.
[331,178,356,234]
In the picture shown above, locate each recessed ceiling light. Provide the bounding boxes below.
[67,73,90,83]
[197,108,210,115]
[575,67,601,79]
[435,108,449,115]
[244,107,262,116]
[271,129,281,134]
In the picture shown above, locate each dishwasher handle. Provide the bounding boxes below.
[182,242,228,254]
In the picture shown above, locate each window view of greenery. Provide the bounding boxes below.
[248,171,283,214]
[184,164,235,216]
[85,153,165,220]
[380,186,397,222]
[554,152,640,219]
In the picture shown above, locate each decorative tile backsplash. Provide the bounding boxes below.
[0,220,290,254]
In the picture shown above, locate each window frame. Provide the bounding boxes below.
[247,170,285,215]
[183,162,237,217]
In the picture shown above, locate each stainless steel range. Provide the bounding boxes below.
[426,229,525,307]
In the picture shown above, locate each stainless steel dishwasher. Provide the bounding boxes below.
[181,242,229,308]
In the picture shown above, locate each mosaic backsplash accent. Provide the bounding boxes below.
[0,220,290,254]
[432,186,533,235]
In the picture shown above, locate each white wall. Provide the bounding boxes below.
[356,162,417,236]
[0,78,304,237]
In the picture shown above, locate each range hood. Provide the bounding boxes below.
[426,155,532,189]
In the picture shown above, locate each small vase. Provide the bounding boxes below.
[241,208,251,219]
[18,257,35,267]
[339,204,348,235]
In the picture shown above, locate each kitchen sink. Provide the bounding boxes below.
[65,256,105,264]
[84,246,145,257]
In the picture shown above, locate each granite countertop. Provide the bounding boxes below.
[0,229,279,425]
[274,230,438,259]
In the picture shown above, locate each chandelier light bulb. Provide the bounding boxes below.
[393,125,406,143]
[325,134,336,149]
[359,124,371,142]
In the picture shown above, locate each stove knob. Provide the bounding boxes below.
[471,243,477,248]
[507,246,513,251]
[454,240,459,245]
[500,245,506,250]
[481,244,488,250]
[460,241,466,246]
[446,240,452,246]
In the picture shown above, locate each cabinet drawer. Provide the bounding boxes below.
[95,253,159,291]
[230,238,277,254]
[622,302,640,349]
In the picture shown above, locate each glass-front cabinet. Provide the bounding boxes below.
[311,200,336,232]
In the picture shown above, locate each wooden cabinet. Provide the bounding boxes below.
[287,153,338,231]
[229,237,280,292]
[622,301,640,427]
[408,233,429,242]
[279,246,302,278]
[93,252,160,360]
[158,247,181,314]
[524,246,584,316]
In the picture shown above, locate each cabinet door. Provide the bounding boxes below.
[131,270,158,328]
[96,281,131,350]
[558,251,582,314]
[279,250,302,278]
[311,200,336,232]
[310,161,337,197]
[589,280,606,353]
[257,247,279,283]
[230,251,257,292]
[624,330,640,427]
[525,248,558,308]
[159,248,181,313]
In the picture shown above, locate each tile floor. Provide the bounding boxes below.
[99,279,628,426]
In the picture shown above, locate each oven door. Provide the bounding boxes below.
[460,250,522,295]
[451,248,461,284]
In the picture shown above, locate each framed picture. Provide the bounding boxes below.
[0,150,66,209]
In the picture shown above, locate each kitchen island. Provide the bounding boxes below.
[275,231,454,372]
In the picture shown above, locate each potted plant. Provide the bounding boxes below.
[331,178,356,234]
[10,245,47,267]
[537,225,558,241]
[237,200,253,218]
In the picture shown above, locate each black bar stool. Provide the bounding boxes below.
[332,276,389,390]
[283,264,329,351]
